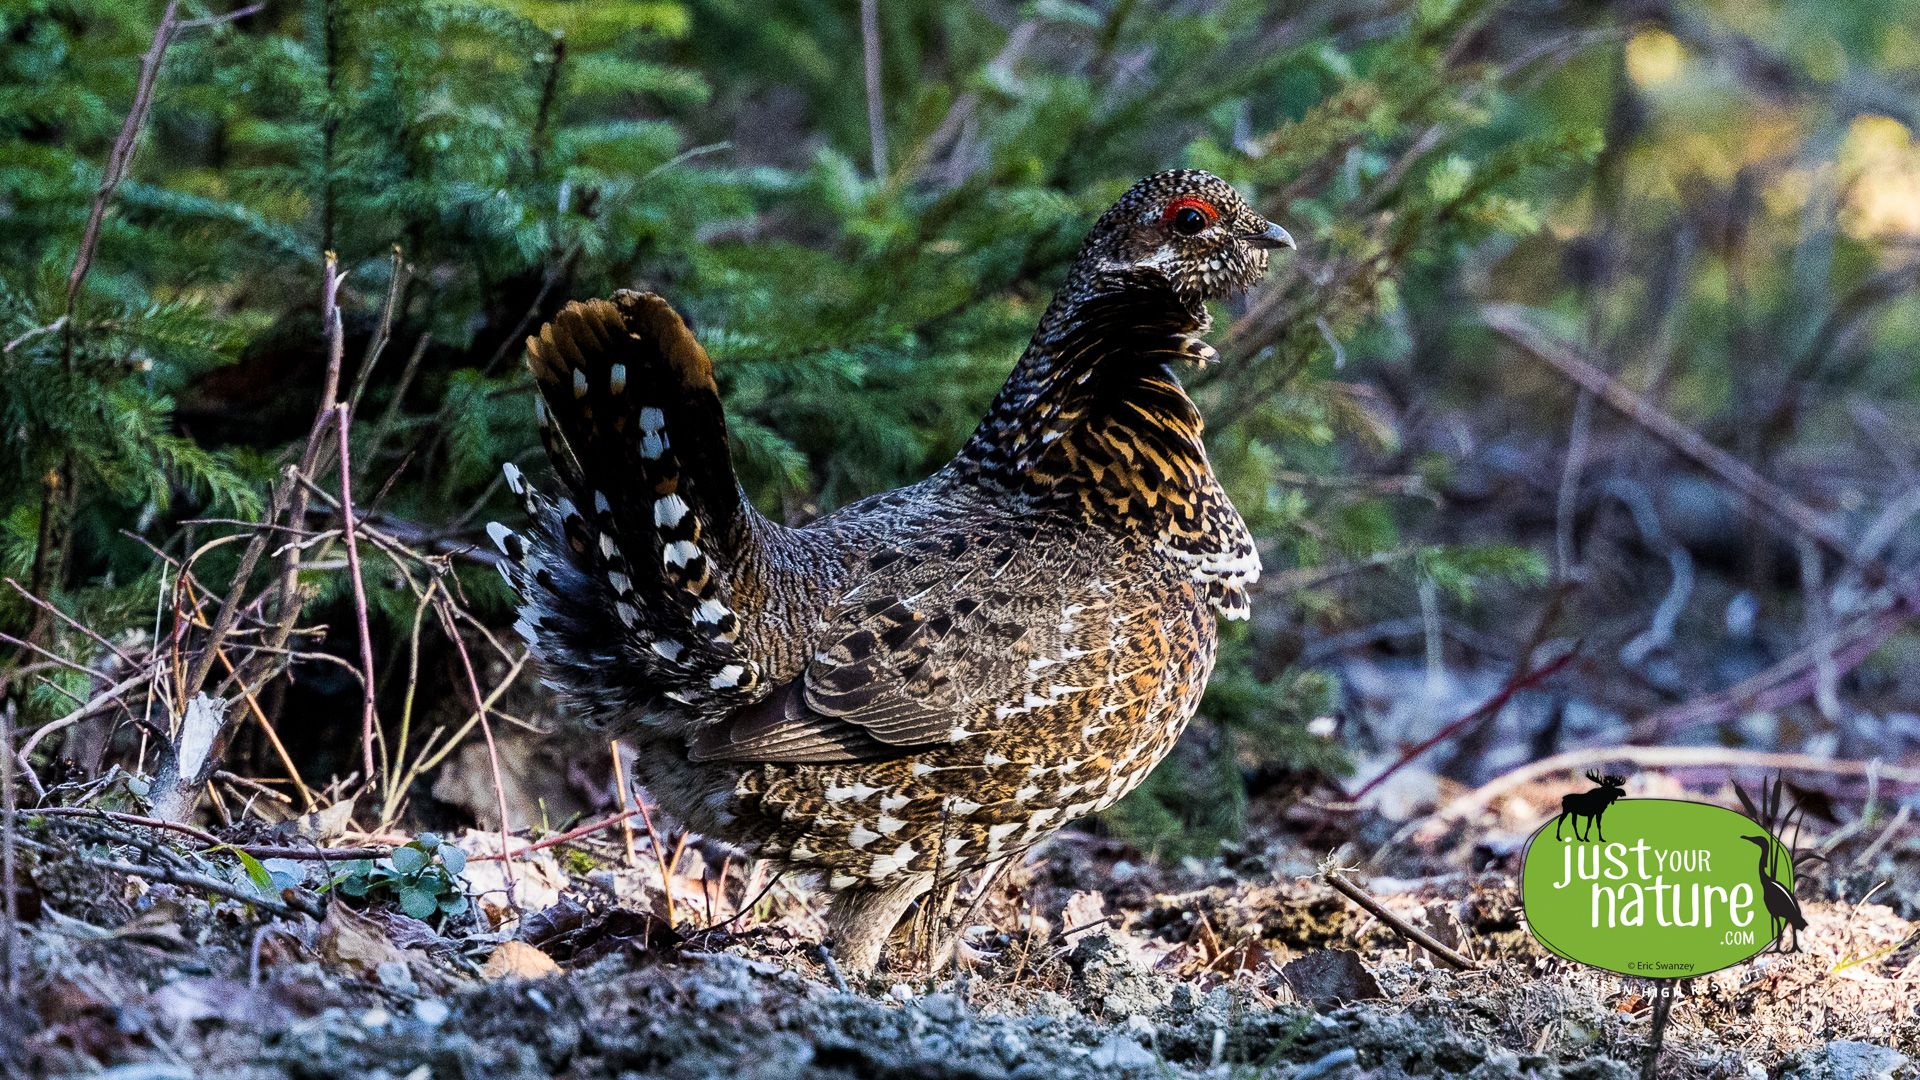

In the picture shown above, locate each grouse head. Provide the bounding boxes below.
[1070,169,1294,312]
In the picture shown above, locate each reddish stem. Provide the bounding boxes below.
[439,601,516,890]
[1350,648,1577,802]
[335,405,380,785]
[470,809,642,861]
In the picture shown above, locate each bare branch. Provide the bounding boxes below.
[861,0,887,181]
[15,669,156,763]
[335,403,379,785]
[1486,303,1859,565]
[1437,746,1920,827]
[65,1,182,316]
[174,3,263,30]
[3,315,66,354]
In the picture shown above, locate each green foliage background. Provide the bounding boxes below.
[10,0,1913,857]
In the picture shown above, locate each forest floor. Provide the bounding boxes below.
[6,767,1920,1080]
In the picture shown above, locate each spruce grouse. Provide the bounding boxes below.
[489,169,1294,969]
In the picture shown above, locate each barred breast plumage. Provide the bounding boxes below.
[489,169,1294,970]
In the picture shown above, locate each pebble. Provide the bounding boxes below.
[376,961,415,994]
[1295,1047,1358,1080]
[1087,1033,1156,1070]
[1821,1041,1908,1080]
[413,999,450,1026]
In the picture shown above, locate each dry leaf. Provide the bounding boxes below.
[1060,890,1108,947]
[320,903,412,976]
[482,940,561,979]
[1278,948,1384,1002]
[281,796,356,842]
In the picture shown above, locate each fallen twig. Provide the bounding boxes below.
[31,807,383,861]
[1435,746,1920,826]
[698,867,787,934]
[78,853,299,919]
[815,942,851,993]
[860,0,887,180]
[4,578,138,666]
[4,315,67,354]
[345,245,407,415]
[1322,866,1480,971]
[1855,804,1911,869]
[32,806,220,844]
[212,646,315,810]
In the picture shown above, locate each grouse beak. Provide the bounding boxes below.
[1242,221,1296,250]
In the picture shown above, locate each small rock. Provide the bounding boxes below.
[1027,990,1079,1019]
[360,1006,390,1028]
[1278,949,1383,1003]
[1295,1046,1358,1080]
[1087,1033,1157,1071]
[918,993,966,1022]
[412,999,449,1026]
[888,983,916,1003]
[375,960,415,993]
[1070,933,1168,1018]
[693,983,743,1010]
[1825,1041,1908,1080]
[481,940,561,979]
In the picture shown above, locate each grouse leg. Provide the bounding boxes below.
[824,873,934,973]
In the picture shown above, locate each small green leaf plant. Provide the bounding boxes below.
[330,832,470,922]
[228,851,305,904]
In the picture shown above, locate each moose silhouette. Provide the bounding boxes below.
[1553,771,1627,842]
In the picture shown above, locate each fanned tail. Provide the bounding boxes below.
[486,291,764,726]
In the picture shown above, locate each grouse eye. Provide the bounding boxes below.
[1161,196,1218,237]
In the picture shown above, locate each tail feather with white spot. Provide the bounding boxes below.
[487,291,763,727]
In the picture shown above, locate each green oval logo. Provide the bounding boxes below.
[1521,797,1800,977]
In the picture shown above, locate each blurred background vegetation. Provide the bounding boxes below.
[6,0,1918,859]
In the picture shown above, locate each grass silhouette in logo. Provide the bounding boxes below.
[1730,772,1820,954]
[1553,771,1626,842]
[1740,835,1807,953]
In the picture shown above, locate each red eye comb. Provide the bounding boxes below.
[1160,196,1219,225]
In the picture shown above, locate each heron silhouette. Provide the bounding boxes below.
[1741,834,1806,953]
